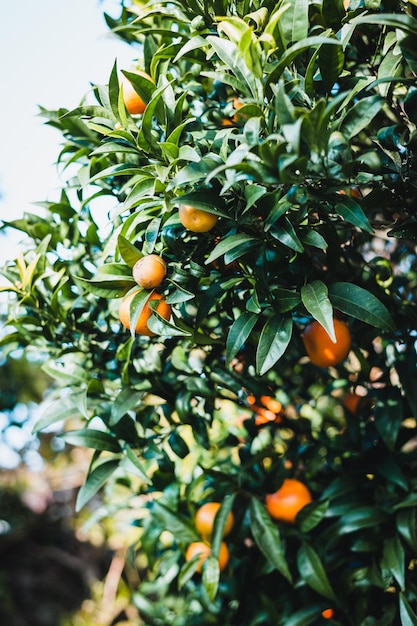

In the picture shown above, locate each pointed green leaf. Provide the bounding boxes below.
[226,312,258,365]
[340,94,384,139]
[382,535,405,591]
[205,234,259,265]
[399,592,417,626]
[76,459,119,511]
[249,496,292,582]
[110,388,144,426]
[121,445,152,484]
[256,316,293,375]
[297,543,336,601]
[335,196,374,234]
[328,282,395,331]
[301,281,335,341]
[117,235,143,267]
[202,556,220,601]
[60,429,121,453]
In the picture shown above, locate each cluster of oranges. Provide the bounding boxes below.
[120,71,354,371]
[118,254,171,335]
[185,502,234,572]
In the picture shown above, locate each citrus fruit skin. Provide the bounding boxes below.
[195,502,234,539]
[178,205,218,232]
[120,70,153,115]
[118,291,171,336]
[185,540,229,572]
[132,255,167,289]
[302,319,351,367]
[265,478,312,524]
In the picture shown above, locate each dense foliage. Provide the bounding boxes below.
[2,0,417,623]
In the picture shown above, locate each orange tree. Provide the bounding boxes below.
[2,0,417,624]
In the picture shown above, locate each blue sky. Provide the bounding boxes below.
[0,0,135,264]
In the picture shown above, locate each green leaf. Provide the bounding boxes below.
[297,543,336,601]
[202,556,220,601]
[338,507,389,533]
[168,431,190,458]
[249,496,292,582]
[76,459,119,512]
[273,288,302,313]
[120,445,152,484]
[256,316,293,375]
[350,13,417,37]
[340,95,384,139]
[399,592,417,626]
[382,535,405,591]
[318,40,345,93]
[267,35,341,87]
[59,429,121,453]
[32,396,82,433]
[117,234,143,266]
[205,234,259,265]
[210,495,236,558]
[301,281,335,341]
[335,196,374,234]
[396,509,417,552]
[374,393,404,451]
[226,312,258,365]
[270,218,304,253]
[152,501,200,544]
[328,282,395,331]
[279,0,309,45]
[110,388,144,426]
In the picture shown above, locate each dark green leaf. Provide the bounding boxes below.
[382,535,405,591]
[297,543,336,601]
[256,316,293,375]
[301,281,334,341]
[399,592,417,626]
[249,496,292,582]
[335,196,374,234]
[340,95,384,139]
[60,429,121,453]
[76,459,119,512]
[205,234,259,265]
[226,312,258,365]
[328,282,395,330]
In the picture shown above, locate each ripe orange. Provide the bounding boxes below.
[302,319,351,368]
[321,608,335,619]
[132,254,167,289]
[185,540,229,573]
[265,478,312,524]
[120,70,154,115]
[195,502,234,539]
[118,290,171,336]
[178,205,218,232]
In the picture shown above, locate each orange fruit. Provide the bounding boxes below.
[120,70,154,115]
[342,392,370,415]
[178,205,218,232]
[195,502,234,539]
[132,254,167,289]
[302,319,351,368]
[321,608,335,619]
[118,291,171,336]
[260,395,282,414]
[185,540,229,573]
[265,478,312,524]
